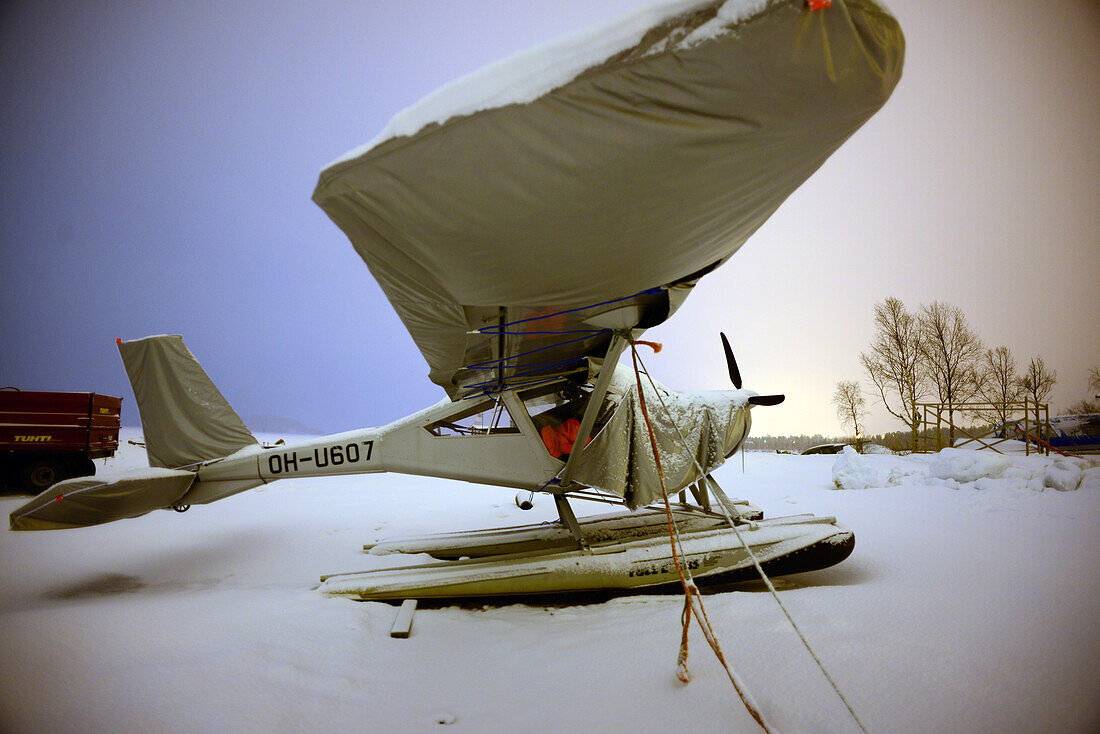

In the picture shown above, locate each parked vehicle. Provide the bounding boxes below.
[801,443,847,455]
[0,389,122,493]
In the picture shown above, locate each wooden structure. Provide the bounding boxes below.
[915,399,1051,456]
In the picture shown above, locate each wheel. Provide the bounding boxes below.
[19,457,65,494]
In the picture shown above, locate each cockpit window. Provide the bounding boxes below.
[424,399,520,436]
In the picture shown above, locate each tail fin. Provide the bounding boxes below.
[118,335,257,468]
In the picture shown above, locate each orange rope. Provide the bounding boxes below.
[628,341,771,733]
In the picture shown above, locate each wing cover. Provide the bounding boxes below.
[313,0,904,398]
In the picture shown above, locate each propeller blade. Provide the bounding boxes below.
[748,394,785,407]
[719,332,742,389]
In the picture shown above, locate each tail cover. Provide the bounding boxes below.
[118,336,257,468]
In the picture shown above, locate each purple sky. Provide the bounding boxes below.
[2,0,1098,437]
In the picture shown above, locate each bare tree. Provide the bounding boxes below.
[977,346,1022,426]
[833,381,868,451]
[917,301,985,444]
[1018,356,1057,406]
[1066,366,1100,415]
[860,297,927,451]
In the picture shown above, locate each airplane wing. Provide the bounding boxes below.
[312,0,904,400]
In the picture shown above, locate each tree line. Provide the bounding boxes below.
[742,430,937,454]
[833,297,1096,451]
[742,434,847,454]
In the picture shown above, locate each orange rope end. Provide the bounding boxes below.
[677,604,692,683]
[634,340,662,353]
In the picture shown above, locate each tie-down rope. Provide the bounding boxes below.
[629,339,868,734]
[628,341,774,733]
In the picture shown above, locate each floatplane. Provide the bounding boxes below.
[10,0,903,603]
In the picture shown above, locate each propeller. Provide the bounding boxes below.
[719,332,785,407]
[720,332,742,389]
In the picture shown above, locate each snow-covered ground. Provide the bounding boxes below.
[2,430,1098,733]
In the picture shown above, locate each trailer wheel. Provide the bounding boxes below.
[19,457,65,493]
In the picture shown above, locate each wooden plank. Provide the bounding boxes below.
[389,599,418,638]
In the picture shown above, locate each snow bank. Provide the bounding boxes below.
[831,446,915,490]
[1081,465,1100,492]
[931,449,1091,493]
[832,447,880,490]
[1044,460,1086,492]
[927,448,1012,484]
[831,446,1095,493]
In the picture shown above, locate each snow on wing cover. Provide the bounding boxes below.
[312,0,904,398]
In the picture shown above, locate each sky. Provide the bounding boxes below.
[1,0,1098,438]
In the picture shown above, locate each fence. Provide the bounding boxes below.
[915,399,1051,455]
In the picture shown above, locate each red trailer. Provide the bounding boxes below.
[0,389,122,493]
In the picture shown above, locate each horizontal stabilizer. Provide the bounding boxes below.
[9,469,196,531]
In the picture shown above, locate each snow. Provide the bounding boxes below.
[831,447,887,490]
[3,430,1099,733]
[831,445,1096,495]
[681,0,773,47]
[326,0,775,167]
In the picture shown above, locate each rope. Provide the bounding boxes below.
[475,329,609,336]
[462,288,664,395]
[460,359,587,392]
[630,347,869,734]
[461,375,579,401]
[628,341,774,733]
[476,288,662,332]
[465,333,606,370]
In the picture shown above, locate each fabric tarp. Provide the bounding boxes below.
[570,369,751,507]
[313,0,904,399]
[118,336,257,468]
[10,469,196,530]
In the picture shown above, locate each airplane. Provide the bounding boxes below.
[9,0,904,601]
[11,329,851,599]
